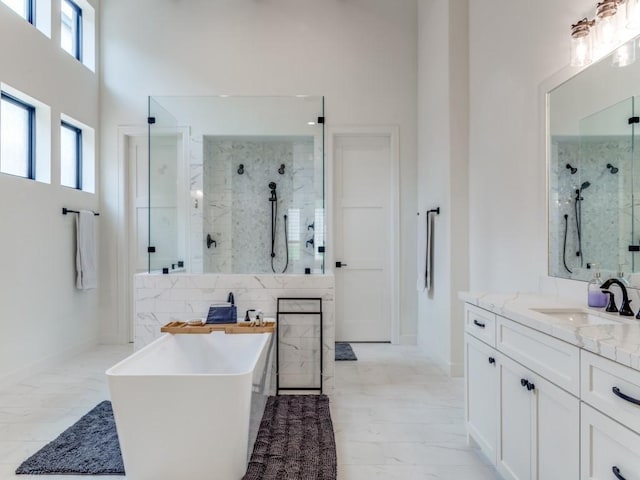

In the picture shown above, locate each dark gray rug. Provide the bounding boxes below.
[16,400,125,475]
[243,395,337,480]
[335,342,357,361]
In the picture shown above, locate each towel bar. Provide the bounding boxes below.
[62,207,100,216]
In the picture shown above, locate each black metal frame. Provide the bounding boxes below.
[1,91,35,180]
[61,120,83,190]
[276,297,323,395]
[25,0,34,23]
[62,0,82,61]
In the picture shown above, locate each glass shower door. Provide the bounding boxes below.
[577,97,634,276]
[148,97,183,273]
[633,96,640,272]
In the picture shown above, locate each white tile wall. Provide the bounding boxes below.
[549,137,633,281]
[134,273,335,391]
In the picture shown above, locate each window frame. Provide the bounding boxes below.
[60,120,82,190]
[61,0,82,61]
[1,91,36,180]
[25,0,33,23]
[2,0,34,23]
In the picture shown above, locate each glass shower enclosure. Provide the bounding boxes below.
[147,96,325,275]
[548,96,639,280]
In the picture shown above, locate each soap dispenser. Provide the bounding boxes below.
[588,264,608,308]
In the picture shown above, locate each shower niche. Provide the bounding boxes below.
[148,96,325,274]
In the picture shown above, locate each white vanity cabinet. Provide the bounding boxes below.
[464,303,580,480]
[465,333,498,464]
[497,354,579,480]
[580,350,640,480]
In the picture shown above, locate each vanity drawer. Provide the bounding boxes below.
[581,403,640,480]
[581,350,640,434]
[496,316,580,396]
[465,304,496,347]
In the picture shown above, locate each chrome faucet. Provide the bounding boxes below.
[600,278,634,316]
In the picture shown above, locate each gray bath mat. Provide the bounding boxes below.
[16,400,125,475]
[335,342,358,361]
[243,395,337,480]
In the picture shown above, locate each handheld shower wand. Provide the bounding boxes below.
[269,182,278,272]
[574,181,591,266]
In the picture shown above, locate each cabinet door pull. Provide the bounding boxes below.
[527,382,536,392]
[473,319,486,328]
[612,466,626,480]
[488,357,496,365]
[521,378,529,388]
[612,386,640,406]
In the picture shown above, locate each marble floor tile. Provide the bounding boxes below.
[0,342,499,479]
[331,343,500,479]
[0,345,132,479]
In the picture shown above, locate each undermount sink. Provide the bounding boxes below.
[529,308,621,326]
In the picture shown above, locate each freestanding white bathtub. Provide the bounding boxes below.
[106,331,274,480]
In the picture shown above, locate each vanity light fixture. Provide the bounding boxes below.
[571,18,595,66]
[571,0,640,67]
[595,0,623,54]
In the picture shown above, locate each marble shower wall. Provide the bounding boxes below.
[549,137,635,280]
[202,137,320,274]
[134,273,335,392]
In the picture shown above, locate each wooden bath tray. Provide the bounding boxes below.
[161,321,275,335]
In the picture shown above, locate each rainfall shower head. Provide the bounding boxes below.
[269,182,277,190]
[607,163,619,174]
[581,181,591,190]
[566,163,578,174]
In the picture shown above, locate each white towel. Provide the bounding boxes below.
[416,212,427,292]
[76,210,97,290]
[425,211,434,292]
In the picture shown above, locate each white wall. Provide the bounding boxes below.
[469,0,593,292]
[0,1,100,384]
[416,0,469,375]
[99,0,418,344]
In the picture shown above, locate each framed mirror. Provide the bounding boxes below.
[548,35,640,281]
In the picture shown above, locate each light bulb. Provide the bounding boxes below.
[571,36,592,66]
[570,18,594,67]
[597,15,617,50]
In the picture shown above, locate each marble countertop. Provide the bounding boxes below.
[459,291,640,371]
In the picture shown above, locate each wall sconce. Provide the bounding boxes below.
[595,0,622,54]
[571,0,640,67]
[571,18,595,66]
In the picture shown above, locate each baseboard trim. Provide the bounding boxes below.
[0,337,99,390]
[449,361,464,378]
[399,334,417,345]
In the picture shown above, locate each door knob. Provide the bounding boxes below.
[336,261,348,268]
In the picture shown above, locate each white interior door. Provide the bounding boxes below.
[128,135,151,274]
[334,134,393,342]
